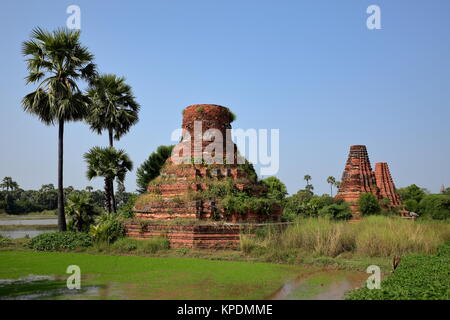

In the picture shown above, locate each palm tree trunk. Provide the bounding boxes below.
[105,177,112,213]
[108,128,117,212]
[111,179,117,213]
[330,185,333,197]
[57,120,67,231]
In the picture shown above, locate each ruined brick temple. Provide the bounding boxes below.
[126,104,281,249]
[335,145,402,217]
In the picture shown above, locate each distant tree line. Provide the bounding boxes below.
[0,176,133,215]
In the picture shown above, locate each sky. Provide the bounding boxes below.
[0,0,449,195]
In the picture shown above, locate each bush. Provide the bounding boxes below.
[137,237,170,254]
[111,238,139,252]
[318,203,352,220]
[27,232,93,251]
[357,193,380,215]
[0,235,12,247]
[418,194,450,220]
[89,214,125,243]
[110,237,169,254]
[117,194,138,219]
[404,199,419,212]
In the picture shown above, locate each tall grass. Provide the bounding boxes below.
[241,216,450,258]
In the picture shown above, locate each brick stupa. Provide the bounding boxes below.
[126,104,281,249]
[336,145,402,217]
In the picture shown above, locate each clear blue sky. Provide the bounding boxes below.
[1,0,449,195]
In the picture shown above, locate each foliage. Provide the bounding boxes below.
[398,184,427,203]
[86,74,140,144]
[357,193,380,215]
[111,237,170,254]
[27,232,93,251]
[260,177,288,201]
[0,235,12,247]
[136,145,174,193]
[418,194,450,220]
[346,241,450,300]
[242,216,450,260]
[84,146,133,213]
[404,199,419,212]
[318,202,352,220]
[117,194,138,219]
[66,193,101,232]
[89,213,125,243]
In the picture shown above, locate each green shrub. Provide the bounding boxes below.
[111,238,139,252]
[117,194,138,219]
[89,214,125,243]
[0,235,12,247]
[318,203,352,220]
[27,232,93,251]
[357,193,381,215]
[418,194,450,220]
[110,237,169,254]
[137,237,170,254]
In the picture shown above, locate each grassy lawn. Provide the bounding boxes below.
[0,251,320,300]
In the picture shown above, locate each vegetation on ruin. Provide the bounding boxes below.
[346,240,450,300]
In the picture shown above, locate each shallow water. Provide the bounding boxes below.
[0,219,57,226]
[0,270,366,300]
[267,270,366,300]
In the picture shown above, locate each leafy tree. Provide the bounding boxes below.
[418,194,450,220]
[326,176,336,196]
[84,147,133,213]
[66,193,101,232]
[357,193,380,215]
[22,27,96,231]
[440,187,450,196]
[136,145,174,193]
[404,199,419,212]
[260,177,288,201]
[397,184,427,203]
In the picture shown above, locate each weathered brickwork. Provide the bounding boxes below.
[336,145,402,217]
[126,104,281,248]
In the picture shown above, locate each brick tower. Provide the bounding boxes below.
[374,162,402,206]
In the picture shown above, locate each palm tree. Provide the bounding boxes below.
[86,74,139,211]
[22,27,96,231]
[84,146,133,213]
[334,181,341,192]
[327,176,336,196]
[303,175,312,188]
[87,74,140,147]
[85,186,93,193]
[0,177,19,192]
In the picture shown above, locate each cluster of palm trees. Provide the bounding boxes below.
[0,177,19,192]
[303,175,341,197]
[22,27,139,231]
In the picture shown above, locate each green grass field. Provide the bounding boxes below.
[0,251,322,300]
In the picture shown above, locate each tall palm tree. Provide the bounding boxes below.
[0,177,19,192]
[22,27,96,231]
[327,176,336,196]
[84,146,133,213]
[303,174,312,188]
[87,74,140,147]
[86,74,139,211]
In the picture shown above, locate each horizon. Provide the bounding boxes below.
[1,0,449,195]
